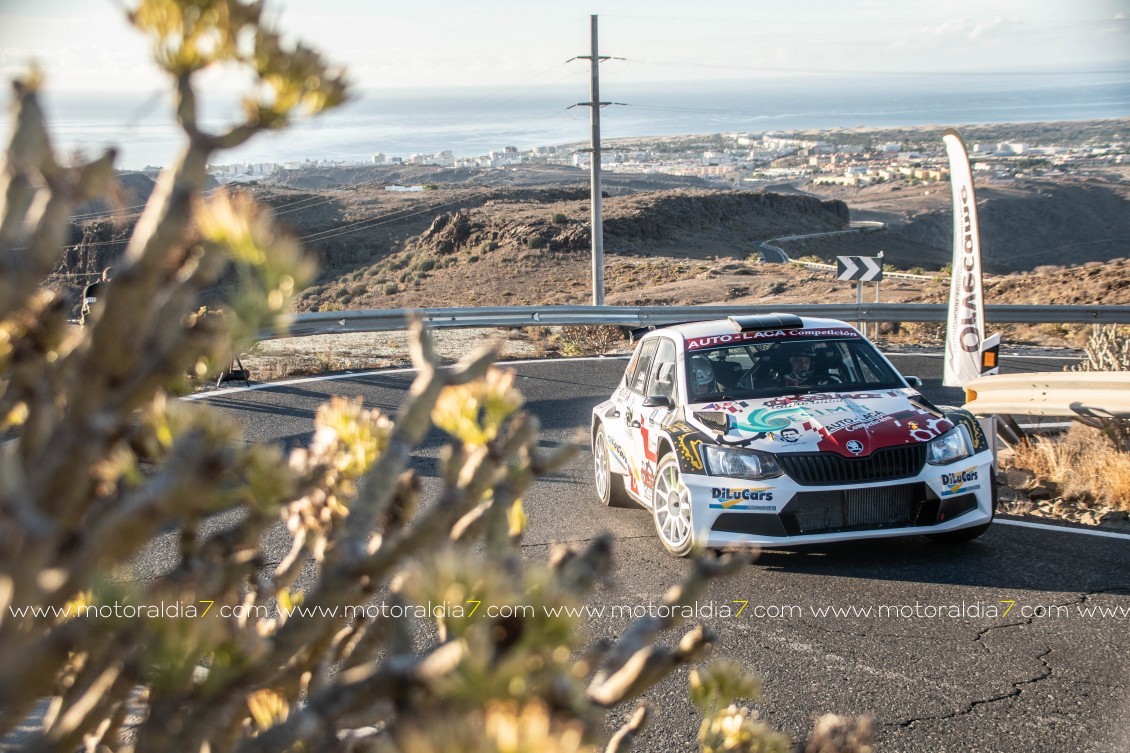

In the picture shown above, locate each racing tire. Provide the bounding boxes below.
[928,476,998,544]
[652,454,695,557]
[594,425,632,508]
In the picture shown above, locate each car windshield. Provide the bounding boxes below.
[684,336,905,403]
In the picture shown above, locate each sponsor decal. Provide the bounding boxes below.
[709,486,772,511]
[778,427,800,443]
[909,416,952,443]
[641,460,655,490]
[666,419,707,471]
[607,437,630,470]
[845,439,865,455]
[677,434,705,472]
[701,401,750,413]
[732,407,809,433]
[627,457,639,494]
[685,328,860,351]
[823,411,889,435]
[710,504,777,512]
[640,425,658,462]
[763,393,879,408]
[940,466,981,495]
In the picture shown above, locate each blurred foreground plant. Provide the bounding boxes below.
[0,3,875,752]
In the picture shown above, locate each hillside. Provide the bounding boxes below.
[795,169,1130,273]
[49,163,1130,348]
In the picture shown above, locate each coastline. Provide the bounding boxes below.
[13,69,1128,170]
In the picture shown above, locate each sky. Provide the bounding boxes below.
[1,0,1128,94]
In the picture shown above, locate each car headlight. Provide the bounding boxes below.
[703,445,783,480]
[926,425,974,465]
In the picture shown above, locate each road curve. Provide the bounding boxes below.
[195,353,1130,753]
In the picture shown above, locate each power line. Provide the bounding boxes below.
[622,56,1130,78]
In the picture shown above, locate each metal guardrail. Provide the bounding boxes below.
[964,372,1130,419]
[267,304,1130,340]
[761,221,934,280]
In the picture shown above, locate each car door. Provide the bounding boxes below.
[607,338,658,499]
[630,337,678,501]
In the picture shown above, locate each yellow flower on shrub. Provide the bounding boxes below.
[312,396,392,478]
[699,705,790,753]
[433,368,523,446]
[247,688,290,731]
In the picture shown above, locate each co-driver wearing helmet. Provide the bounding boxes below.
[689,355,719,400]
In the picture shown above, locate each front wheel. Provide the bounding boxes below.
[594,425,631,508]
[652,455,695,557]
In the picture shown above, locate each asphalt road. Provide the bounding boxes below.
[194,352,1130,753]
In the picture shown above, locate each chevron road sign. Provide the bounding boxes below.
[837,255,883,282]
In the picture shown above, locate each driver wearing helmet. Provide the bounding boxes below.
[782,345,817,387]
[689,355,719,400]
[782,343,841,387]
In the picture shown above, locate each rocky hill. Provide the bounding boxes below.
[47,163,1130,338]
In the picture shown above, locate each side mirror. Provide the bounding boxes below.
[905,375,923,388]
[643,394,673,409]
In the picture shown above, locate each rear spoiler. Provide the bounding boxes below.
[727,314,803,332]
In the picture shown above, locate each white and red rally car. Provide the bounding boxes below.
[591,314,996,556]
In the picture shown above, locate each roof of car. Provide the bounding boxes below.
[647,316,860,343]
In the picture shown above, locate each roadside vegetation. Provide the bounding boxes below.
[1001,327,1130,523]
[1,2,875,752]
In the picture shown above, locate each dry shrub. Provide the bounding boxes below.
[1007,424,1130,511]
[1073,325,1130,372]
[558,325,628,356]
[877,321,944,346]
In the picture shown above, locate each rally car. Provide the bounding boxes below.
[591,314,996,556]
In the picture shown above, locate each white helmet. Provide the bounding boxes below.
[689,355,715,397]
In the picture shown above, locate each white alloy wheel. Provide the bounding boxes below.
[652,455,694,556]
[594,425,630,507]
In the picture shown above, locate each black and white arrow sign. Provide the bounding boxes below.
[836,255,883,282]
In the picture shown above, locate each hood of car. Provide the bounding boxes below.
[687,389,954,458]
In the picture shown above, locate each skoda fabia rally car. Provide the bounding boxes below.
[591,314,996,556]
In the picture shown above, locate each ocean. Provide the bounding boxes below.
[8,71,1130,170]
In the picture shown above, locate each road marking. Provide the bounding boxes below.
[185,355,631,401]
[996,518,1130,541]
[188,365,1127,543]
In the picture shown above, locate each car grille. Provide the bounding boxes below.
[777,444,927,486]
[787,483,924,534]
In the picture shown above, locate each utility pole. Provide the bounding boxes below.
[580,15,608,306]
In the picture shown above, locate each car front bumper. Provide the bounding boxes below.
[682,451,995,548]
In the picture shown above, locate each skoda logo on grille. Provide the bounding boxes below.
[846,439,865,455]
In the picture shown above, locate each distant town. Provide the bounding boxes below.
[206,125,1129,188]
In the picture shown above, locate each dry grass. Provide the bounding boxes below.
[557,324,628,356]
[1006,424,1130,512]
[1074,325,1130,371]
